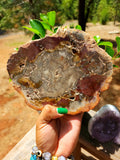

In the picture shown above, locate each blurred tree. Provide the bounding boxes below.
[91,0,120,25]
[0,0,61,30]
[97,0,109,25]
[60,0,78,20]
[27,0,60,19]
[78,0,101,31]
[109,0,120,24]
[0,0,29,30]
[1,0,120,31]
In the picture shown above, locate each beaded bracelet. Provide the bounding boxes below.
[30,146,74,160]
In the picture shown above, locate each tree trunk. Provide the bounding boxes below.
[78,0,94,31]
[78,0,85,31]
[85,0,93,27]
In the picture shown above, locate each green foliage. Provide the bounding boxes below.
[69,24,82,30]
[116,37,120,53]
[69,24,74,29]
[40,11,56,31]
[97,0,109,24]
[94,35,120,67]
[0,0,28,30]
[98,41,113,48]
[32,34,40,40]
[60,0,78,20]
[91,0,120,24]
[9,78,12,83]
[105,46,115,57]
[75,25,82,30]
[109,0,120,23]
[30,19,45,38]
[53,27,58,33]
[23,11,57,40]
[15,48,19,51]
[40,21,52,31]
[100,9,109,25]
[23,11,82,40]
[0,0,79,30]
[23,26,41,36]
[0,0,61,30]
[47,11,56,27]
[94,35,114,57]
[1,0,120,31]
[88,0,100,23]
[113,64,119,68]
[93,35,101,44]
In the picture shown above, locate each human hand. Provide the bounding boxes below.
[36,105,83,157]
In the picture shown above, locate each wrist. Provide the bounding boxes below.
[30,145,74,160]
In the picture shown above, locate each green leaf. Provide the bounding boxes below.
[98,41,113,48]
[113,64,119,68]
[53,27,58,33]
[40,13,49,23]
[105,46,114,57]
[116,54,120,58]
[47,11,56,27]
[94,35,101,44]
[70,24,74,28]
[32,34,40,40]
[23,26,40,35]
[9,78,12,82]
[75,25,82,30]
[116,36,120,53]
[29,19,45,38]
[14,48,19,51]
[41,21,52,31]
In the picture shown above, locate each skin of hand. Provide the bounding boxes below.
[36,105,83,157]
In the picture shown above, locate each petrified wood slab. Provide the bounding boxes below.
[7,28,113,114]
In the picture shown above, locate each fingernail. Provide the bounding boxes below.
[57,107,68,114]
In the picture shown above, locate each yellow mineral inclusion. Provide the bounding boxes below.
[52,156,58,160]
[17,76,42,88]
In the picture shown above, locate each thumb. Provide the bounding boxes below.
[36,105,64,126]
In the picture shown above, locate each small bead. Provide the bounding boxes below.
[52,156,58,160]
[30,154,37,160]
[32,146,38,151]
[37,150,42,157]
[30,156,34,160]
[32,146,39,154]
[42,152,52,160]
[67,155,74,160]
[58,156,66,160]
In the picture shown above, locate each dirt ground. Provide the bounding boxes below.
[0,22,120,159]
